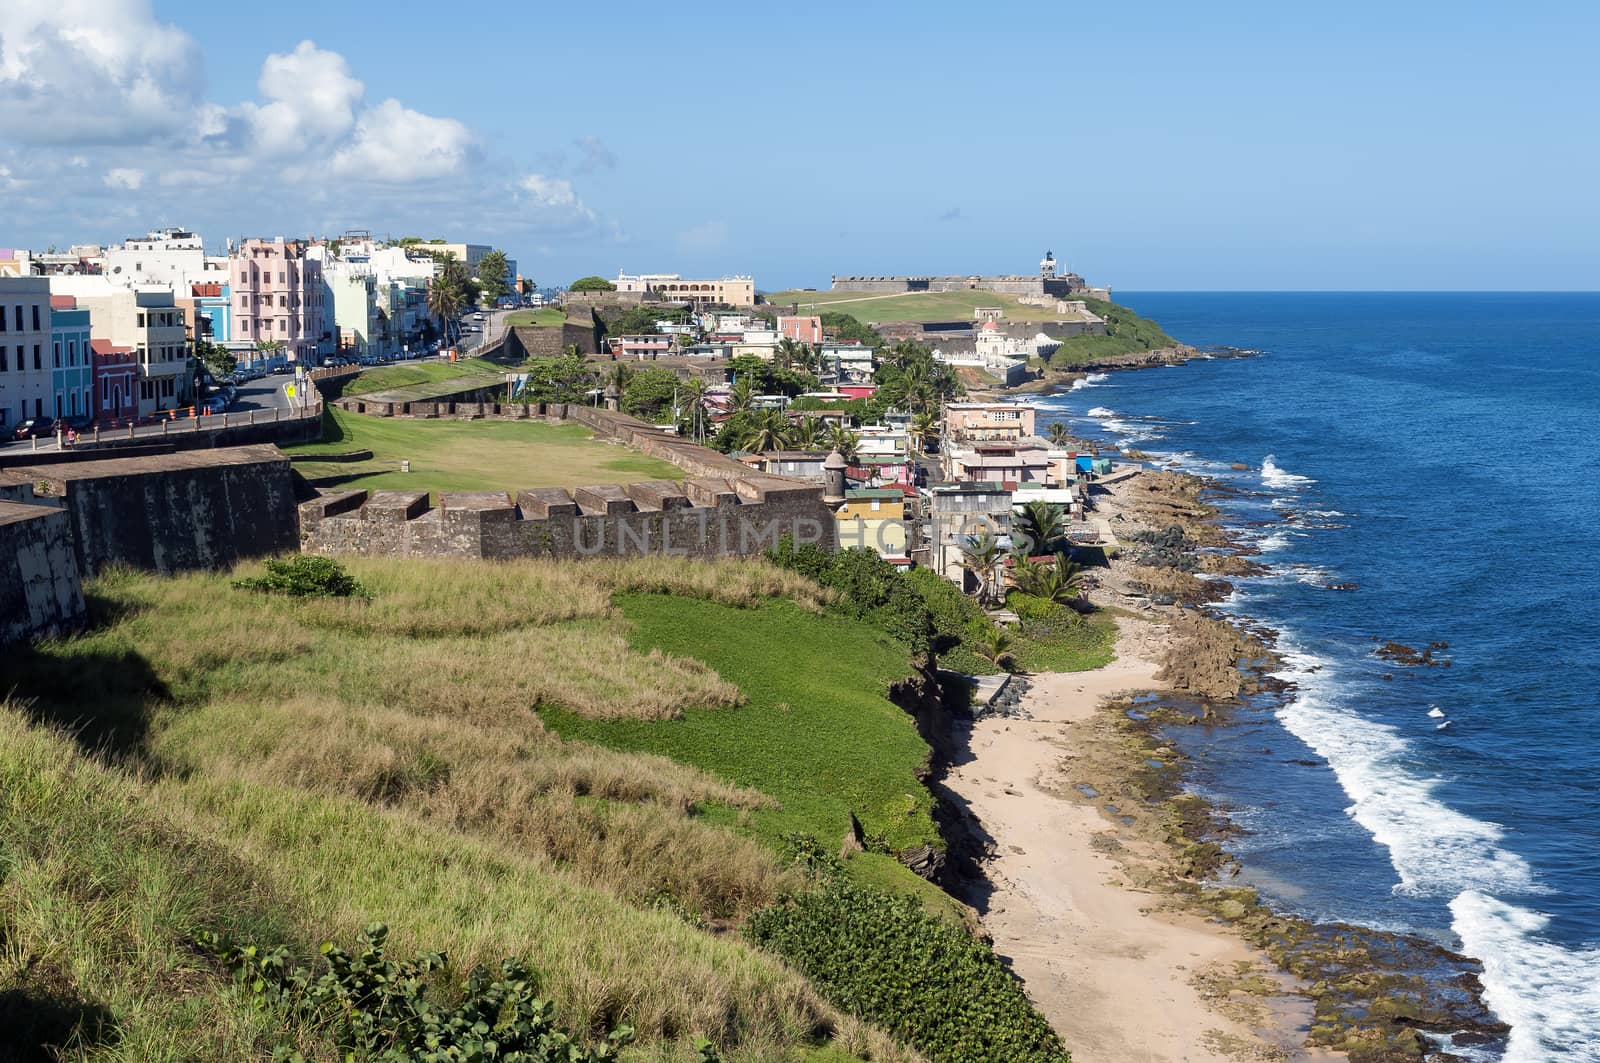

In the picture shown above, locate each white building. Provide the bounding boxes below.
[0,277,56,427]
[102,227,229,290]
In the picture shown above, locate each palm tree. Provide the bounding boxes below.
[1015,499,1067,556]
[606,363,634,393]
[974,626,1014,672]
[1010,551,1086,606]
[1046,422,1072,447]
[738,408,791,453]
[728,377,755,413]
[826,423,861,462]
[959,531,1004,605]
[774,336,805,372]
[908,411,939,455]
[427,277,464,342]
[789,415,823,448]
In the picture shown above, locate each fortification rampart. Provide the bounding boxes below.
[1,445,299,579]
[0,488,87,645]
[299,405,836,561]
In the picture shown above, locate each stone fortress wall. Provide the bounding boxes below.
[299,404,838,562]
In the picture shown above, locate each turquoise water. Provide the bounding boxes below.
[1036,293,1600,1061]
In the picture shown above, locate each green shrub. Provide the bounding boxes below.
[1007,591,1069,623]
[767,541,933,653]
[199,922,653,1062]
[902,567,987,654]
[233,555,368,599]
[746,838,1068,1063]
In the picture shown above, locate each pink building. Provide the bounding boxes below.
[91,339,140,424]
[777,315,823,344]
[231,238,327,364]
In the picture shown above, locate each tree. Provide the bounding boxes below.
[909,411,938,455]
[738,408,792,453]
[789,415,824,449]
[728,354,772,392]
[774,336,806,372]
[621,367,680,422]
[569,276,617,292]
[426,276,465,342]
[826,423,861,462]
[1014,500,1068,556]
[477,249,511,299]
[975,625,1015,672]
[1009,551,1086,608]
[728,377,756,412]
[959,531,1004,606]
[516,354,598,404]
[194,338,235,380]
[1046,422,1073,447]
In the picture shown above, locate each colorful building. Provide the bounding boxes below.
[49,296,93,420]
[835,488,911,565]
[777,315,823,344]
[231,237,328,365]
[91,339,139,424]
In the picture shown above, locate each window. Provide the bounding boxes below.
[31,305,40,331]
[32,345,40,371]
[12,306,19,331]
[53,342,60,368]
[0,345,7,371]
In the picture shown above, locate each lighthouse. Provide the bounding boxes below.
[1040,250,1057,279]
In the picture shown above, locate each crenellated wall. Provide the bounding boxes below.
[299,404,837,561]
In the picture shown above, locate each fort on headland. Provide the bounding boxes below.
[830,251,1112,302]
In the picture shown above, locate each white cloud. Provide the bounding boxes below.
[330,99,473,181]
[518,173,595,221]
[103,167,143,190]
[243,41,363,153]
[0,0,205,145]
[573,135,616,173]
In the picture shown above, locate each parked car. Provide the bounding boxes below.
[62,415,95,432]
[13,416,54,440]
[271,364,292,375]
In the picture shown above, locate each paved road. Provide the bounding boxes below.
[0,372,312,455]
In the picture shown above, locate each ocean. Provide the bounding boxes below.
[1035,292,1600,1061]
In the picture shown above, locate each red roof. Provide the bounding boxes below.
[49,295,77,310]
[191,282,223,297]
[91,338,133,356]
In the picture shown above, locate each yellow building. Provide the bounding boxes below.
[614,272,755,307]
[835,488,910,565]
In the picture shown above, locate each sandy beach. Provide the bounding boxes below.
[940,467,1336,1062]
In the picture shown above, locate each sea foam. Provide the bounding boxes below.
[1450,891,1600,1061]
[1261,454,1317,489]
[1270,640,1541,901]
[1070,372,1109,391]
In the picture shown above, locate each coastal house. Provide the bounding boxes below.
[927,482,1015,588]
[835,488,911,567]
[609,334,676,360]
[942,439,1051,486]
[90,339,139,424]
[943,401,1037,442]
[740,450,829,480]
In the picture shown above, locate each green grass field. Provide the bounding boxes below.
[1,558,937,1062]
[543,594,943,856]
[340,358,504,399]
[505,307,568,328]
[284,408,684,493]
[766,288,1082,324]
[1048,295,1178,366]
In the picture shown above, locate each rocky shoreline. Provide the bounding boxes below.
[1070,466,1508,1059]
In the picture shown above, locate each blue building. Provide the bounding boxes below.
[193,282,232,343]
[49,296,93,420]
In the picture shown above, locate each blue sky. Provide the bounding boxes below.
[2,0,1597,290]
